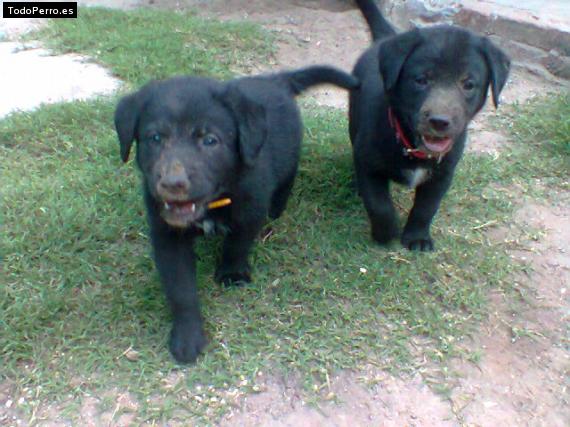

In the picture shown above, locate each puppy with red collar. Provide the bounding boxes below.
[349,0,510,250]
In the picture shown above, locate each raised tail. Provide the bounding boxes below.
[355,0,396,41]
[284,65,359,95]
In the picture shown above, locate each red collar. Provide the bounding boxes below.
[387,108,429,160]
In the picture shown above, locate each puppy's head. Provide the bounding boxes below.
[114,77,267,228]
[378,26,510,157]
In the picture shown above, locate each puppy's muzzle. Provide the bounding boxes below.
[158,173,191,200]
[417,89,467,156]
[156,160,191,201]
[428,115,451,133]
[155,160,206,228]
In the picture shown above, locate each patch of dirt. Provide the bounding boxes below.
[449,200,570,426]
[221,370,455,427]
[156,0,569,110]
[0,386,141,427]
[147,0,368,108]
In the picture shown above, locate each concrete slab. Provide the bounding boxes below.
[473,0,570,29]
[0,0,131,118]
[455,0,570,55]
[0,42,120,118]
[452,0,570,80]
[382,0,570,80]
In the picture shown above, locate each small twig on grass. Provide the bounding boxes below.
[471,220,498,230]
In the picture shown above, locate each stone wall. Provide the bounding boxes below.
[375,0,570,80]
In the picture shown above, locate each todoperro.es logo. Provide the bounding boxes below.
[3,2,78,18]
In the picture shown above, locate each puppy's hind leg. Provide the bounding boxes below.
[215,206,266,287]
[357,172,399,245]
[269,174,296,220]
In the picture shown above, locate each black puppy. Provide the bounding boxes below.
[350,0,510,250]
[114,66,358,363]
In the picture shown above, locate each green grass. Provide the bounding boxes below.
[2,6,569,424]
[32,7,273,87]
[505,93,570,156]
[493,92,570,199]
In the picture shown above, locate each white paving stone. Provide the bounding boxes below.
[0,41,121,118]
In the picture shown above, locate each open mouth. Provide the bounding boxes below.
[160,197,232,228]
[161,200,205,228]
[421,135,454,155]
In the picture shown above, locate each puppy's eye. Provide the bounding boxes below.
[151,133,161,143]
[415,76,429,87]
[462,79,476,91]
[202,134,219,146]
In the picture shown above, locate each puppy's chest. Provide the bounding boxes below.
[195,210,231,236]
[404,167,432,189]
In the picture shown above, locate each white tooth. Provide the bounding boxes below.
[164,202,171,210]
[191,204,196,213]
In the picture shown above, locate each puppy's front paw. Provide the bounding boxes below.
[216,271,251,287]
[371,222,399,245]
[401,233,434,251]
[215,265,252,287]
[169,321,207,364]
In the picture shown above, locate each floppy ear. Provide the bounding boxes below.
[221,85,267,167]
[378,29,422,91]
[480,38,511,108]
[114,91,143,163]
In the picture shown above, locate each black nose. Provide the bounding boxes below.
[429,115,451,132]
[159,174,190,194]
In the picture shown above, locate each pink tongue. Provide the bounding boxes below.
[423,136,453,153]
